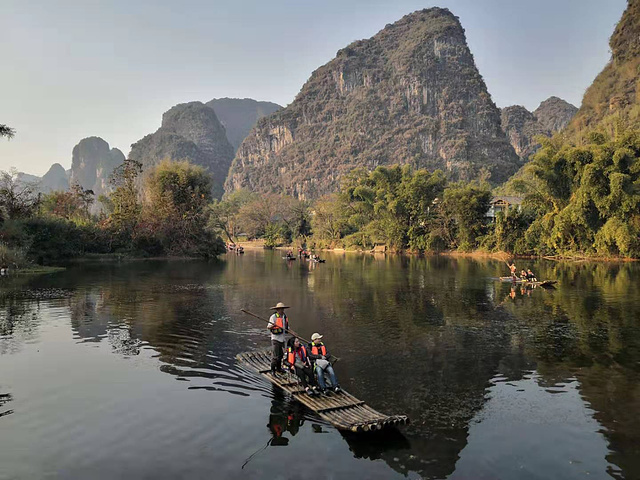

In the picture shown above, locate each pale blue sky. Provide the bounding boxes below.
[0,0,627,175]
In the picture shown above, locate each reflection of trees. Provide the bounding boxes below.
[222,252,521,478]
[61,261,257,397]
[223,252,640,479]
[503,261,640,479]
[0,281,56,355]
[3,254,640,478]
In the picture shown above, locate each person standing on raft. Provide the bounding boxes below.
[268,302,290,375]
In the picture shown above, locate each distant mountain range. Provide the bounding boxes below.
[17,1,639,201]
[18,98,281,199]
[18,137,123,197]
[128,101,235,199]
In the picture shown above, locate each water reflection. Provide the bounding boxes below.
[266,387,305,446]
[0,255,639,478]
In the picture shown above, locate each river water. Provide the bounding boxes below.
[0,251,639,479]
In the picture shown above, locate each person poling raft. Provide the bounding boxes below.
[267,302,290,376]
[238,306,408,432]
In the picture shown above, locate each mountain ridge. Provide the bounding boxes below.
[501,96,578,161]
[225,8,521,199]
[127,101,235,198]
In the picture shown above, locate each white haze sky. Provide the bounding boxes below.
[0,0,628,176]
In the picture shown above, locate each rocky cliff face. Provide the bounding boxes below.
[501,97,577,161]
[500,106,547,160]
[226,8,521,199]
[567,0,640,135]
[70,137,124,196]
[206,98,282,151]
[533,96,578,133]
[128,102,234,198]
[40,163,69,192]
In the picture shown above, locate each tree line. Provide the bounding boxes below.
[0,160,225,266]
[211,165,493,253]
[212,127,640,258]
[1,125,638,267]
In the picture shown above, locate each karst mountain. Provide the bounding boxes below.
[225,8,522,199]
[501,97,578,161]
[567,0,640,136]
[127,102,235,199]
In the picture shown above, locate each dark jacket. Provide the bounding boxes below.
[307,341,330,362]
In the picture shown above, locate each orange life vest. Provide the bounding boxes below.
[311,342,327,356]
[287,345,307,365]
[270,313,288,335]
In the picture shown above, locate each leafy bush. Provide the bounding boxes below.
[20,218,109,264]
[0,242,27,268]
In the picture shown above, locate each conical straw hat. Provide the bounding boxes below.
[270,302,290,309]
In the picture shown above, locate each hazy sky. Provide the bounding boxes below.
[0,0,628,176]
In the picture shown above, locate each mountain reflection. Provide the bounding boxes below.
[0,255,639,478]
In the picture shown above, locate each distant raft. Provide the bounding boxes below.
[499,277,558,287]
[236,349,409,433]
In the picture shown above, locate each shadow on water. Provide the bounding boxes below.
[1,254,640,478]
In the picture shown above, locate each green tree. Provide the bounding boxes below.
[209,189,256,242]
[439,182,492,251]
[143,160,223,256]
[310,194,348,246]
[107,159,143,239]
[493,209,530,254]
[519,128,640,257]
[235,193,306,245]
[328,165,446,251]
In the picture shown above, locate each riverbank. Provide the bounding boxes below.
[16,266,66,275]
[233,240,637,263]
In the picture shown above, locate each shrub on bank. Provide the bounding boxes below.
[0,242,27,268]
[20,218,110,264]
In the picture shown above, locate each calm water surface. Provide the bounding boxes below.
[1,252,639,479]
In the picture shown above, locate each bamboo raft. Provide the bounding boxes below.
[236,349,409,433]
[499,277,558,287]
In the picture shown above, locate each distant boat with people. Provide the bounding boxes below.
[498,277,557,288]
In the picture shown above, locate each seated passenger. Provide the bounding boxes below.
[308,332,341,394]
[285,337,318,396]
[527,269,537,281]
